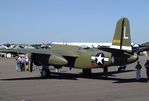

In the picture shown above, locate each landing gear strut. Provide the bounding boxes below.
[41,65,51,78]
[30,60,33,72]
[103,67,108,77]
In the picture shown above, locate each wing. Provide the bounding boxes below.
[0,48,54,55]
[0,48,78,66]
[98,47,133,55]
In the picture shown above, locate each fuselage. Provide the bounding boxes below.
[32,44,138,69]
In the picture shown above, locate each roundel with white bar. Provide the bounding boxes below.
[91,53,109,65]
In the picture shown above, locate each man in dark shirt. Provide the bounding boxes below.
[135,61,142,80]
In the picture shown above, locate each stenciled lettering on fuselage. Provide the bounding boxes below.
[91,53,109,65]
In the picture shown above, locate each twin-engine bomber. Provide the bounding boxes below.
[0,18,138,78]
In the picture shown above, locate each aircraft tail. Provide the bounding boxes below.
[111,18,132,52]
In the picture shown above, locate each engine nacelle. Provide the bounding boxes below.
[48,54,68,65]
[31,53,68,66]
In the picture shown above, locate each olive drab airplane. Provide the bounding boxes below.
[0,18,138,78]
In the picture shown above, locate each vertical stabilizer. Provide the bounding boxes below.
[111,18,132,52]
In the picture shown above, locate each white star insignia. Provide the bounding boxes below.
[91,54,109,64]
[96,54,104,64]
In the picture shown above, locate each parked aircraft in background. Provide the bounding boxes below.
[137,42,149,54]
[52,42,112,48]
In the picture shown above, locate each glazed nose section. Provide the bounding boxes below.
[48,54,68,65]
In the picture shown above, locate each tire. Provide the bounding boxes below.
[41,66,51,78]
[41,70,47,78]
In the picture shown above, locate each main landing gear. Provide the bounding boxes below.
[103,67,108,77]
[82,68,109,77]
[40,65,51,78]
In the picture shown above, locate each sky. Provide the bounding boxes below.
[0,0,149,44]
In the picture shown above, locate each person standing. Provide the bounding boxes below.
[16,56,20,71]
[25,55,29,71]
[20,56,25,71]
[144,60,149,80]
[135,61,142,80]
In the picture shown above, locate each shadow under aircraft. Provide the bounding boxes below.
[0,69,134,80]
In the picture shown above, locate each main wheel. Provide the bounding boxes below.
[41,66,51,78]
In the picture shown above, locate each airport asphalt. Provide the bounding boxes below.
[0,56,149,101]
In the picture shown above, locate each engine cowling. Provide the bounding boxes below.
[48,54,68,65]
[31,53,68,66]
